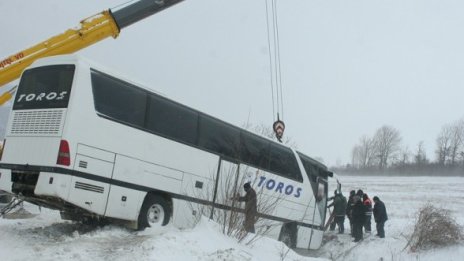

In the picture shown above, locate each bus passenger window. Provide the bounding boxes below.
[146,95,198,145]
[198,116,240,159]
[91,71,147,127]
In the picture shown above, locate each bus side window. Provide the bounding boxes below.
[198,115,240,160]
[239,132,270,170]
[91,71,147,127]
[268,143,302,182]
[146,94,198,145]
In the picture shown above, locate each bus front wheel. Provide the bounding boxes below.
[138,195,171,229]
[280,224,297,249]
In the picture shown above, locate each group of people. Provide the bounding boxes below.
[232,181,389,243]
[328,189,388,242]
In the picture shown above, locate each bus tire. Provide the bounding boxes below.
[280,224,297,249]
[138,194,170,229]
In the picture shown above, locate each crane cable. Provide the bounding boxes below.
[265,0,285,142]
[272,0,284,121]
[265,0,276,120]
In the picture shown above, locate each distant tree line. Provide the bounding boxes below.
[333,118,464,176]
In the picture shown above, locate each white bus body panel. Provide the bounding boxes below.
[34,172,72,199]
[0,55,329,250]
[172,198,201,228]
[1,136,62,166]
[105,185,145,221]
[112,155,183,193]
[67,177,110,215]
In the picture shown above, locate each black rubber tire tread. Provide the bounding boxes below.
[138,194,171,229]
[280,224,297,249]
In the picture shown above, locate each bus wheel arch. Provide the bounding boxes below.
[279,222,298,249]
[137,191,172,230]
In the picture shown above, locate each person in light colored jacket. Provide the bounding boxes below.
[235,182,257,233]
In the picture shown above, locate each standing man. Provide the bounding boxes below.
[346,190,356,237]
[235,182,257,233]
[328,190,347,233]
[351,194,366,242]
[332,191,347,234]
[363,193,373,233]
[373,196,388,238]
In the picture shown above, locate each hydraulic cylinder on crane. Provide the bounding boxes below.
[0,0,185,106]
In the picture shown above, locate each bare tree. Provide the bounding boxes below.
[351,135,377,168]
[414,141,428,166]
[188,165,282,243]
[449,119,464,165]
[435,124,452,165]
[351,145,361,168]
[398,146,411,166]
[372,125,402,169]
[460,151,464,166]
[361,135,377,167]
[405,204,463,252]
[460,118,464,165]
[435,119,464,166]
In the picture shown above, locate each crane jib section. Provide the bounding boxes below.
[0,0,186,106]
[0,11,120,89]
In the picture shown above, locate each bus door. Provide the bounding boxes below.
[210,158,240,221]
[315,177,328,223]
[299,176,328,249]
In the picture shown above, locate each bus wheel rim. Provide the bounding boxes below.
[147,204,165,225]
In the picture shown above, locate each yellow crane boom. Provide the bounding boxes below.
[0,0,184,106]
[0,11,119,91]
[0,11,119,90]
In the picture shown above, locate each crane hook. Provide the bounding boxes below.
[273,116,285,143]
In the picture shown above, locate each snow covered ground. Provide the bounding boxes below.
[1,175,463,261]
[314,175,464,261]
[0,206,317,261]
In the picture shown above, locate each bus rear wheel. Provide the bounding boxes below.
[138,195,170,229]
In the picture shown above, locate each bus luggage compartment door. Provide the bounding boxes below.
[68,144,115,215]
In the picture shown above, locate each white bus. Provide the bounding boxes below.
[0,55,332,249]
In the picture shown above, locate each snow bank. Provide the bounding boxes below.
[0,206,323,261]
[2,176,464,260]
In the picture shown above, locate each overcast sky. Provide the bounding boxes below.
[1,0,464,166]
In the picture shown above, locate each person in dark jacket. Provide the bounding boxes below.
[373,196,388,238]
[351,195,366,242]
[327,190,338,231]
[235,182,257,233]
[331,191,347,234]
[363,193,373,233]
[346,190,356,237]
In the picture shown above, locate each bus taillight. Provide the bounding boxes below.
[57,140,71,166]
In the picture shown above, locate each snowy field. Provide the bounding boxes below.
[315,175,464,261]
[1,175,464,261]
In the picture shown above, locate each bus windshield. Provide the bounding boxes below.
[13,65,75,110]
